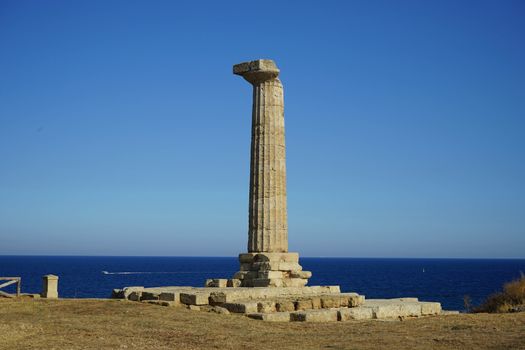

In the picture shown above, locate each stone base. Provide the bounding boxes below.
[233,252,311,288]
[112,285,452,322]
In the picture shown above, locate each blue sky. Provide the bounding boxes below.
[0,0,524,257]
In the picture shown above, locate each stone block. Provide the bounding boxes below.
[295,299,313,311]
[239,263,253,271]
[291,309,339,322]
[338,307,374,321]
[252,278,283,287]
[111,289,124,299]
[180,292,210,306]
[205,279,228,288]
[257,301,276,313]
[239,253,257,263]
[311,297,322,309]
[258,270,285,279]
[41,274,59,299]
[421,302,442,315]
[159,292,180,305]
[252,261,302,272]
[187,305,201,311]
[252,252,299,263]
[222,302,259,314]
[398,302,422,317]
[321,295,342,308]
[371,304,402,319]
[340,293,365,307]
[328,286,341,293]
[398,298,419,302]
[128,291,142,301]
[233,59,279,76]
[276,300,296,312]
[227,279,242,287]
[282,278,308,287]
[290,270,312,279]
[233,271,248,279]
[122,286,144,300]
[279,262,303,271]
[247,312,291,322]
[140,292,160,301]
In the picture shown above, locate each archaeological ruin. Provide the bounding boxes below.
[112,59,451,322]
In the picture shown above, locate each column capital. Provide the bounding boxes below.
[233,59,280,85]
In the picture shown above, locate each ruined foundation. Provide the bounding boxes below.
[111,286,448,322]
[111,59,452,322]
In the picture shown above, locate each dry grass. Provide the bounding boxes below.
[1,298,524,350]
[474,274,525,313]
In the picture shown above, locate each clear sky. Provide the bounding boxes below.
[1,0,524,258]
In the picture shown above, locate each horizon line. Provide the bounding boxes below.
[1,254,524,260]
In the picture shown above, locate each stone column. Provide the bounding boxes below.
[234,59,287,253]
[232,60,311,287]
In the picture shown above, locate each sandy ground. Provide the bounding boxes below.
[1,298,524,350]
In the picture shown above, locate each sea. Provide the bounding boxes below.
[1,256,524,311]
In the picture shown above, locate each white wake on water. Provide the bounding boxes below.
[101,271,211,275]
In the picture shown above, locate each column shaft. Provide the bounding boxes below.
[248,78,288,253]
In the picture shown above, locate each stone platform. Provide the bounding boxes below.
[112,285,450,322]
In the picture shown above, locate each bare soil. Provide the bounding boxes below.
[1,298,524,350]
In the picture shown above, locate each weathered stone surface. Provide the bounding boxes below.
[247,312,291,322]
[159,292,181,305]
[398,297,419,302]
[121,286,144,300]
[140,292,160,301]
[282,278,308,288]
[236,59,287,253]
[340,293,365,307]
[187,305,201,311]
[41,275,59,299]
[222,302,259,314]
[291,309,339,322]
[231,59,311,287]
[321,295,342,308]
[205,279,228,288]
[227,279,242,287]
[111,289,124,299]
[257,301,277,313]
[328,286,341,293]
[421,302,442,315]
[398,302,423,317]
[233,59,280,80]
[338,307,374,321]
[276,300,295,312]
[370,303,402,319]
[180,292,210,306]
[311,296,322,309]
[239,253,257,263]
[252,252,299,263]
[128,291,141,302]
[290,271,312,279]
[258,271,285,279]
[295,299,313,311]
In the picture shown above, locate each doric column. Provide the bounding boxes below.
[231,59,311,288]
[234,59,288,253]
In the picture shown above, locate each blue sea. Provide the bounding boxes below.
[1,256,524,311]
